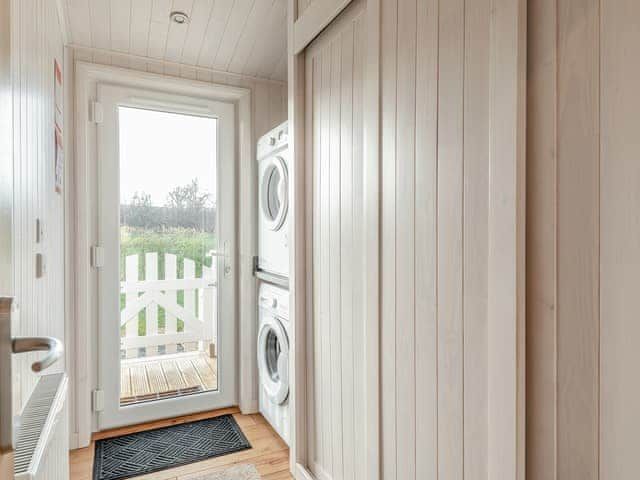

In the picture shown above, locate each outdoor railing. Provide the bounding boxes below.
[119,252,217,354]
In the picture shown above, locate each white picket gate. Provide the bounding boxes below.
[120,252,217,353]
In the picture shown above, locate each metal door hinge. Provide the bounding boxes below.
[91,245,105,268]
[92,389,104,412]
[89,101,104,124]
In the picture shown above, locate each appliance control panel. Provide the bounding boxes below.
[257,121,289,160]
[258,283,289,317]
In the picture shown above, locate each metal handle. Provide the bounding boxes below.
[11,336,64,373]
[207,241,232,277]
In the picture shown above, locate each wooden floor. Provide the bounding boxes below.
[69,407,293,480]
[121,351,217,405]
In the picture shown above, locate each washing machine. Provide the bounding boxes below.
[258,282,290,445]
[257,122,289,278]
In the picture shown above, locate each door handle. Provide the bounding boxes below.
[12,336,64,373]
[207,241,232,278]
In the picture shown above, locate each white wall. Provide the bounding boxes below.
[11,0,66,414]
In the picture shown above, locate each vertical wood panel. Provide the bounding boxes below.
[557,0,600,478]
[414,0,438,478]
[351,17,365,478]
[319,46,332,476]
[305,4,366,477]
[487,0,526,478]
[328,37,343,479]
[600,0,640,478]
[12,0,66,414]
[437,0,465,478]
[463,0,490,478]
[526,0,558,477]
[395,0,417,477]
[380,0,397,476]
[527,0,601,479]
[339,25,355,480]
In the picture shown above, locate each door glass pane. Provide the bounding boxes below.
[118,106,219,406]
[266,167,282,219]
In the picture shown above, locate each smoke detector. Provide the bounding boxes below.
[170,11,189,25]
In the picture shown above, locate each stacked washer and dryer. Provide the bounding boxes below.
[256,122,290,445]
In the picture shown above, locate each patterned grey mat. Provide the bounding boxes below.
[93,415,251,480]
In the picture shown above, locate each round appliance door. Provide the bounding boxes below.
[258,316,289,405]
[260,156,289,231]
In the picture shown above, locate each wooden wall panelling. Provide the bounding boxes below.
[12,0,66,414]
[304,2,366,478]
[526,0,558,476]
[486,0,526,477]
[0,0,12,472]
[414,0,438,477]
[528,1,640,477]
[556,0,600,477]
[394,0,417,479]
[379,0,507,477]
[436,0,465,477]
[527,0,600,478]
[380,0,397,477]
[600,0,640,477]
[463,0,490,477]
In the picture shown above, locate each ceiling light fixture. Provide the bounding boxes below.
[169,11,189,25]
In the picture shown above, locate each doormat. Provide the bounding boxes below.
[93,415,251,480]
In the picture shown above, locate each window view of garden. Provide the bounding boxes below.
[120,178,216,337]
[117,106,219,403]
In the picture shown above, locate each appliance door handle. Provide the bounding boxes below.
[11,336,64,373]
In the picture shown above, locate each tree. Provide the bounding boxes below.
[166,179,212,210]
[165,179,215,230]
[122,191,157,228]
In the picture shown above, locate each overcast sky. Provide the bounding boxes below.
[119,107,217,206]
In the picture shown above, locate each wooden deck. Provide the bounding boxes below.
[120,351,218,405]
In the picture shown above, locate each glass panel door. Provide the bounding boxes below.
[96,83,236,430]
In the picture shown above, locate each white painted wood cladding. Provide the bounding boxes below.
[11,0,66,414]
[293,0,525,478]
[305,2,366,479]
[381,0,489,477]
[61,0,288,82]
[527,0,640,479]
[378,0,524,478]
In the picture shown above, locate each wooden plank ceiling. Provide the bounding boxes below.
[63,0,288,82]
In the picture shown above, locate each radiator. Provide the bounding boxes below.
[14,373,69,480]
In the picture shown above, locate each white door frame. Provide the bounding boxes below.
[73,62,254,445]
[95,83,236,430]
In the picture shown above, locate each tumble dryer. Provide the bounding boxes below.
[257,122,289,278]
